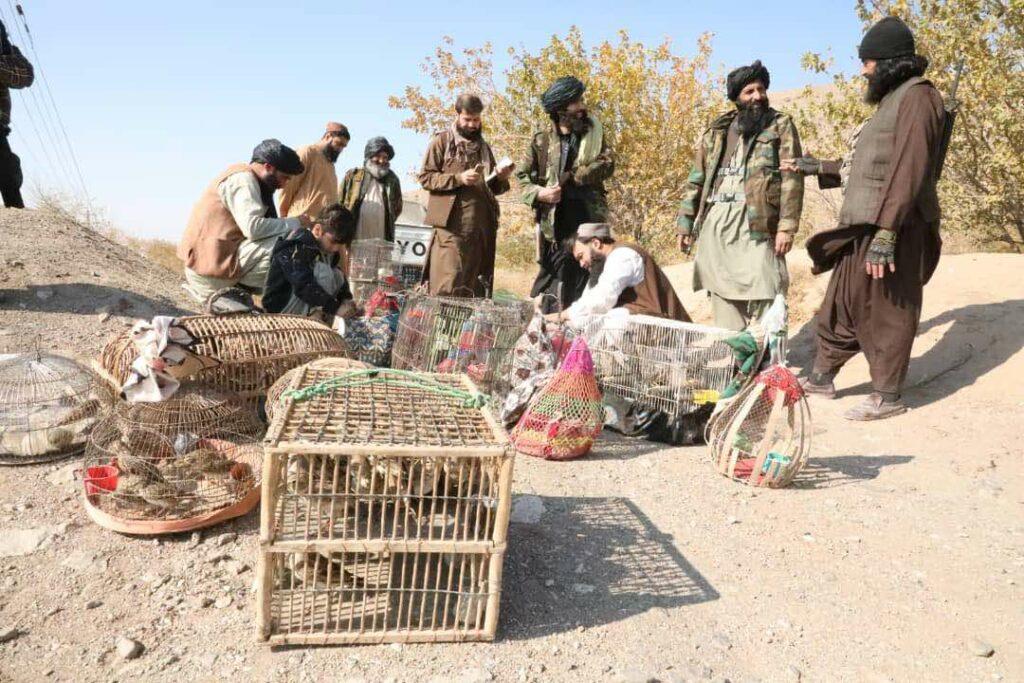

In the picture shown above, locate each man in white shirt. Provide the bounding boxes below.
[544,223,690,327]
[178,139,311,307]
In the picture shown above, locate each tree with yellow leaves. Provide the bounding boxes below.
[389,27,721,261]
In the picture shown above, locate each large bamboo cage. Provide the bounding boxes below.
[391,294,532,398]
[0,352,114,465]
[706,365,811,488]
[82,386,265,534]
[98,314,349,409]
[349,239,400,305]
[265,357,370,425]
[259,365,513,645]
[580,314,737,421]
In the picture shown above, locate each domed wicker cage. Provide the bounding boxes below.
[265,357,370,424]
[391,293,532,398]
[98,314,349,410]
[81,386,265,534]
[0,351,113,465]
[706,365,811,488]
[348,239,399,305]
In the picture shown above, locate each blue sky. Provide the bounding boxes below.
[4,1,865,241]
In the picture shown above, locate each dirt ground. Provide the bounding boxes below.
[0,209,1021,682]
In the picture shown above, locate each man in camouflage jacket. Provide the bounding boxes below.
[677,61,804,330]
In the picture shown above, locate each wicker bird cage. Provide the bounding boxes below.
[706,365,811,488]
[258,365,513,645]
[580,314,737,421]
[264,357,370,424]
[511,338,604,461]
[391,293,531,398]
[349,239,399,305]
[81,387,265,534]
[98,314,349,410]
[0,352,113,465]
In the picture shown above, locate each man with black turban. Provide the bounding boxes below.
[340,135,403,244]
[178,138,310,308]
[517,75,615,313]
[781,16,944,421]
[677,60,804,331]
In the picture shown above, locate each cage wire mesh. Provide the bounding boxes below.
[82,386,265,530]
[391,293,532,398]
[706,365,811,488]
[264,357,370,425]
[98,314,349,409]
[580,314,737,421]
[259,365,512,644]
[349,239,399,305]
[0,351,113,465]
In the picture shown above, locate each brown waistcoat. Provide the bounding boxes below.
[177,164,255,279]
[838,76,941,228]
[613,245,691,322]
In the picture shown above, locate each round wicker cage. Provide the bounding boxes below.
[348,239,399,305]
[705,365,811,488]
[81,386,265,534]
[391,293,531,397]
[97,314,349,410]
[0,351,114,465]
[265,357,371,424]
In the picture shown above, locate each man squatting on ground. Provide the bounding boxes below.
[519,76,615,314]
[545,222,690,328]
[177,139,309,306]
[262,204,359,324]
[677,60,804,331]
[786,16,944,421]
[277,122,350,220]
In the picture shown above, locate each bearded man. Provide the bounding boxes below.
[545,223,689,328]
[677,61,804,331]
[178,139,309,307]
[419,94,514,297]
[340,136,403,242]
[518,76,614,313]
[782,17,944,421]
[278,122,350,219]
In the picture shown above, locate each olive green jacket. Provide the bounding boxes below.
[677,108,803,237]
[339,166,403,241]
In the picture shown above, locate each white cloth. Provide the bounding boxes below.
[355,176,388,241]
[564,247,645,327]
[218,171,300,241]
[121,316,197,403]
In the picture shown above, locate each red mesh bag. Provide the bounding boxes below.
[511,337,604,461]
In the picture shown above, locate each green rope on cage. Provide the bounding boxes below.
[282,368,488,408]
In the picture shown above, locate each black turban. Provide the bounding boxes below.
[251,139,304,175]
[726,60,770,102]
[541,76,586,114]
[364,136,395,160]
[858,16,916,60]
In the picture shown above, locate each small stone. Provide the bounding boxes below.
[544,579,555,587]
[727,516,740,525]
[216,532,237,547]
[967,638,994,658]
[788,665,803,681]
[115,637,144,660]
[0,627,20,643]
[572,583,595,594]
[802,533,815,543]
[85,600,103,610]
[35,288,54,301]
[0,527,56,557]
[510,495,545,525]
[189,532,202,548]
[712,632,733,650]
[214,596,233,609]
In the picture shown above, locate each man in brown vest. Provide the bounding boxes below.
[419,93,514,297]
[178,139,309,307]
[545,223,690,326]
[782,17,944,421]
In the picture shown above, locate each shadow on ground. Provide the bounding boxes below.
[792,454,914,490]
[501,496,717,640]
[0,283,188,317]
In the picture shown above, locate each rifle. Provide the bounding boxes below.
[936,58,965,181]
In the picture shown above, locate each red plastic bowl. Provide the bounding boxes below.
[84,465,119,495]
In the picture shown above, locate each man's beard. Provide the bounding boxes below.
[558,112,592,136]
[456,124,482,141]
[587,251,606,287]
[323,145,341,163]
[736,100,770,137]
[864,70,898,104]
[365,160,390,179]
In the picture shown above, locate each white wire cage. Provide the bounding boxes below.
[348,239,399,305]
[579,313,737,420]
